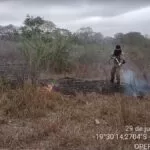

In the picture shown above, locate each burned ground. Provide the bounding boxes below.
[39,77,150,98]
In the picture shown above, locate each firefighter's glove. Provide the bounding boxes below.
[118,63,122,66]
[122,60,126,64]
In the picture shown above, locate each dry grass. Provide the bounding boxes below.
[0,85,65,118]
[0,86,149,149]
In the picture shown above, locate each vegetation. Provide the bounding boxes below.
[0,15,150,82]
[0,87,149,149]
[0,15,149,149]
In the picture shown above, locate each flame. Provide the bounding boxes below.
[46,84,54,92]
[39,83,54,94]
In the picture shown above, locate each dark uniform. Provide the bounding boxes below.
[110,45,125,85]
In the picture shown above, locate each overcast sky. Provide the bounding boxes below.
[0,0,150,36]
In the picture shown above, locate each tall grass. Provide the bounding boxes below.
[0,85,64,118]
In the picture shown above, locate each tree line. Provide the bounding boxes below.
[0,15,150,84]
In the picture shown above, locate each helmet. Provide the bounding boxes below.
[116,45,121,50]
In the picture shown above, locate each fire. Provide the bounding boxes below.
[46,84,54,92]
[38,83,54,94]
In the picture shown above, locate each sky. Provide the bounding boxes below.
[0,0,150,36]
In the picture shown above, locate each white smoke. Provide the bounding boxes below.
[122,69,134,84]
[122,69,150,97]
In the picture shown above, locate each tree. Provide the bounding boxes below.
[115,32,145,46]
[75,27,93,44]
[49,30,73,73]
[75,27,103,44]
[20,15,73,83]
[24,15,44,30]
[20,15,54,84]
[0,24,20,41]
[114,33,124,45]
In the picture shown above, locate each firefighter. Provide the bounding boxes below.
[110,45,126,85]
